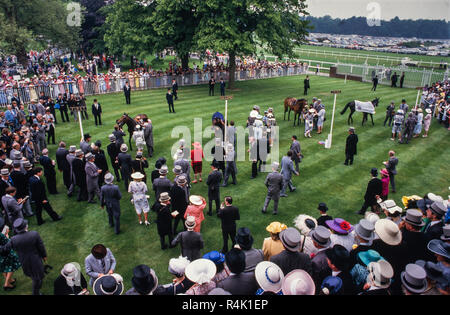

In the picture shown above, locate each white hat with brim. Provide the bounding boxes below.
[131,172,145,180]
[185,259,217,284]
[309,109,315,113]
[189,195,203,206]
[120,144,128,152]
[255,261,284,293]
[425,108,432,114]
[374,219,402,246]
[281,269,315,295]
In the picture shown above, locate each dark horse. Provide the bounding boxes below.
[284,97,308,126]
[116,113,148,151]
[340,97,380,126]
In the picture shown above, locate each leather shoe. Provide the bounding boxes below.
[54,216,63,222]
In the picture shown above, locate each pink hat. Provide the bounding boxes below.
[281,269,315,295]
[380,169,389,176]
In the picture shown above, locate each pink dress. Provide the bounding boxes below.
[423,114,431,131]
[184,200,206,233]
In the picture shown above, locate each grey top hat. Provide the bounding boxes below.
[108,134,116,142]
[280,227,302,252]
[13,151,22,159]
[354,219,375,241]
[430,201,447,217]
[441,225,450,241]
[403,209,425,227]
[159,165,168,175]
[85,153,95,160]
[159,192,171,203]
[13,218,28,233]
[69,145,77,153]
[75,149,84,157]
[104,173,114,184]
[176,175,187,185]
[23,161,32,169]
[0,168,10,176]
[173,165,182,175]
[310,226,331,247]
[13,160,21,168]
[415,260,448,285]
[401,264,428,294]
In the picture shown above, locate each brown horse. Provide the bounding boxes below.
[116,113,148,150]
[284,98,308,126]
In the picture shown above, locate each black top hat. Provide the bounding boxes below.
[13,218,27,233]
[318,202,328,212]
[225,248,246,274]
[325,245,350,272]
[235,227,254,250]
[91,244,107,259]
[155,157,166,169]
[131,265,158,295]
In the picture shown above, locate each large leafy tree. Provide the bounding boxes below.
[0,0,80,65]
[193,0,311,88]
[79,0,109,54]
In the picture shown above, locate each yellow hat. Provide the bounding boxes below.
[266,222,287,234]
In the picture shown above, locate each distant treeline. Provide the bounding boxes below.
[305,16,450,39]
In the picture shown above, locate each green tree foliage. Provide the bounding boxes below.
[0,0,80,65]
[193,0,310,88]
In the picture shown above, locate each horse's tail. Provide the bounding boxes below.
[340,102,351,115]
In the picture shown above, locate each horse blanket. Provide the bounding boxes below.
[355,100,375,114]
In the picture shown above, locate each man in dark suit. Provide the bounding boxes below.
[166,88,175,113]
[72,150,88,201]
[107,135,121,182]
[209,78,215,96]
[383,150,398,193]
[401,209,434,264]
[117,144,133,190]
[217,248,258,295]
[399,72,405,88]
[310,226,332,293]
[303,75,310,95]
[217,196,240,253]
[371,75,378,91]
[172,79,178,100]
[123,81,131,104]
[56,142,71,191]
[424,201,447,242]
[391,72,398,87]
[10,161,33,217]
[170,176,189,235]
[29,167,62,225]
[344,127,358,166]
[357,168,383,215]
[220,78,226,96]
[316,202,332,227]
[92,143,108,186]
[206,162,222,216]
[324,245,356,295]
[65,146,77,197]
[100,173,122,235]
[91,99,102,126]
[143,118,154,158]
[39,149,58,195]
[6,218,48,295]
[270,228,312,276]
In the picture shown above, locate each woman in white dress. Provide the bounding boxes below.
[132,124,146,152]
[304,108,315,138]
[128,172,150,225]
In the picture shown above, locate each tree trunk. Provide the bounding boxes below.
[228,50,236,89]
[180,52,189,71]
[17,46,28,67]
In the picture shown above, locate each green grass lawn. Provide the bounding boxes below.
[3,75,449,295]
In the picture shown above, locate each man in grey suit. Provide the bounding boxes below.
[174,149,191,184]
[1,187,24,229]
[80,134,92,154]
[85,244,117,287]
[6,219,48,295]
[66,145,77,197]
[85,153,102,204]
[290,135,302,173]
[153,165,172,202]
[262,162,283,215]
[222,143,237,187]
[217,248,258,295]
[143,118,154,158]
[100,173,122,235]
[280,150,299,197]
[171,216,204,262]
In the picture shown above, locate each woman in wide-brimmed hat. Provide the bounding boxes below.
[294,214,319,256]
[203,251,230,284]
[326,218,355,252]
[53,262,89,295]
[184,195,206,233]
[281,269,315,295]
[423,107,432,137]
[185,259,217,295]
[255,261,284,295]
[129,172,150,226]
[155,256,193,295]
[262,222,288,261]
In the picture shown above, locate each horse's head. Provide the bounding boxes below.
[372,97,380,107]
[116,113,129,126]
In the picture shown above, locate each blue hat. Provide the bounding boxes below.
[203,251,225,264]
[357,250,384,267]
[321,276,343,295]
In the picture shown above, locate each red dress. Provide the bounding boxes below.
[191,148,204,174]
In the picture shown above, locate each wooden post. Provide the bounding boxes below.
[70,106,85,139]
[325,90,341,149]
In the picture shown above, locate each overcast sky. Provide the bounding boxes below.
[305,0,449,21]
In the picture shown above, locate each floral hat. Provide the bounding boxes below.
[325,218,354,235]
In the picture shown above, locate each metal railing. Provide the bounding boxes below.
[0,66,311,107]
